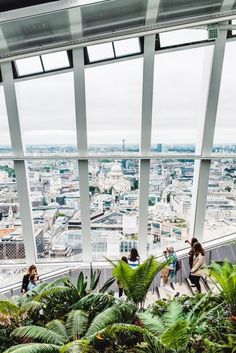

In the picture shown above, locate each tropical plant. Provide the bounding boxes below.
[76,264,115,299]
[135,333,167,353]
[5,302,135,353]
[209,260,236,319]
[138,297,227,353]
[74,292,116,317]
[90,323,147,351]
[85,302,136,337]
[5,310,90,353]
[108,256,164,306]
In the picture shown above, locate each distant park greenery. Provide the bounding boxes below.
[0,165,15,178]
[0,260,236,353]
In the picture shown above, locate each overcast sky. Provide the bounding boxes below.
[1,31,236,148]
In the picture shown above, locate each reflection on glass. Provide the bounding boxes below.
[27,159,82,262]
[41,51,70,71]
[213,41,236,153]
[89,159,139,260]
[0,87,12,154]
[151,46,213,153]
[0,160,26,264]
[204,159,236,242]
[114,38,141,56]
[148,160,193,256]
[158,0,222,22]
[15,72,77,154]
[159,29,208,47]
[87,43,114,62]
[86,58,143,153]
[15,56,43,76]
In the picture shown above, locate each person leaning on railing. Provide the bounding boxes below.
[21,264,38,294]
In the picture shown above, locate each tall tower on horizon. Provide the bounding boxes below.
[122,139,125,151]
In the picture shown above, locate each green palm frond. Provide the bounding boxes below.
[89,263,101,291]
[20,301,43,314]
[46,320,69,343]
[209,261,236,316]
[76,272,88,298]
[111,256,164,304]
[34,286,74,302]
[74,292,115,313]
[3,343,60,353]
[26,282,49,296]
[44,277,72,289]
[65,310,89,340]
[162,301,184,328]
[12,326,66,346]
[99,277,116,293]
[135,333,167,353]
[137,312,164,335]
[89,323,147,343]
[0,300,19,316]
[60,340,96,353]
[160,319,190,352]
[85,303,135,337]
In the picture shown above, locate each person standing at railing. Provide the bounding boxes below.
[27,272,38,291]
[128,248,140,269]
[185,237,199,268]
[189,242,205,293]
[118,256,128,297]
[160,246,180,298]
[21,265,38,294]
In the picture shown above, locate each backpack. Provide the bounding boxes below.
[175,259,181,272]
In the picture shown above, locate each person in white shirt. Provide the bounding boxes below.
[128,248,140,269]
[27,273,38,291]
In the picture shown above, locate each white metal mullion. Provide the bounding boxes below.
[13,161,37,264]
[73,42,91,262]
[78,159,91,262]
[1,62,37,264]
[190,17,230,241]
[1,63,23,155]
[138,0,158,259]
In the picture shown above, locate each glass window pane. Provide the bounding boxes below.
[87,43,114,62]
[158,0,222,22]
[151,46,213,153]
[203,159,236,242]
[213,41,236,152]
[27,159,82,262]
[114,38,141,56]
[89,159,139,260]
[86,58,143,153]
[15,56,43,76]
[41,51,70,71]
[15,72,77,155]
[159,29,208,47]
[148,159,194,256]
[0,87,12,154]
[0,160,26,264]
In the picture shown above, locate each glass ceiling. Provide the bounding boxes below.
[0,0,236,59]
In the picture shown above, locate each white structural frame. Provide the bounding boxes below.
[190,0,234,240]
[0,0,236,266]
[1,62,37,265]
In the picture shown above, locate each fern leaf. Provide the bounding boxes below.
[12,326,66,345]
[65,310,89,340]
